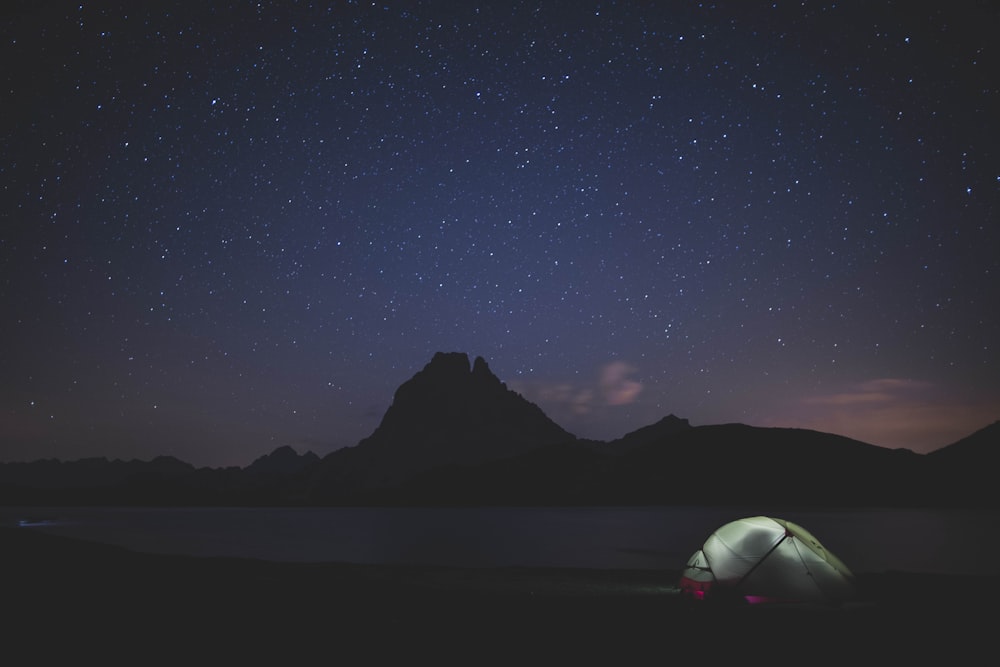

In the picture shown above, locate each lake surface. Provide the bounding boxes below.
[4,505,998,576]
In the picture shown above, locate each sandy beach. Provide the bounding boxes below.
[4,525,995,664]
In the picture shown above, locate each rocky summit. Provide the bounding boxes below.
[306,352,576,497]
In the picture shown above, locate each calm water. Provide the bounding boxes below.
[3,505,998,575]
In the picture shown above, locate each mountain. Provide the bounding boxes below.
[602,414,692,453]
[371,423,932,507]
[300,351,995,507]
[0,352,997,508]
[593,423,928,507]
[304,352,576,502]
[0,455,212,506]
[245,445,320,477]
[384,441,612,506]
[924,420,1000,506]
[927,420,1000,464]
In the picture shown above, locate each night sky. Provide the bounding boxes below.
[3,1,998,468]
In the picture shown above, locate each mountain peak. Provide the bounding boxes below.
[606,413,693,452]
[426,351,473,374]
[471,354,490,375]
[310,352,575,494]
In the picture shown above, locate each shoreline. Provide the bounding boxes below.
[5,526,995,662]
[5,504,998,578]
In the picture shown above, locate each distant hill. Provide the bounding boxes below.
[593,423,929,507]
[245,445,320,477]
[0,449,318,507]
[927,420,1000,464]
[379,423,930,507]
[924,420,1000,506]
[0,352,997,508]
[602,414,693,453]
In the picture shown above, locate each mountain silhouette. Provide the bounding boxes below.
[246,445,319,477]
[927,420,1000,464]
[375,422,928,507]
[603,414,692,453]
[305,352,576,501]
[924,420,1000,506]
[0,352,997,508]
[593,423,929,507]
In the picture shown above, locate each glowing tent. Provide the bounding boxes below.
[679,516,857,605]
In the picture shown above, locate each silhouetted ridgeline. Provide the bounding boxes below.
[1,352,997,508]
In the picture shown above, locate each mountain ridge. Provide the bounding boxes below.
[0,352,997,507]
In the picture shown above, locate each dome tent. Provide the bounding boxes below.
[679,516,857,605]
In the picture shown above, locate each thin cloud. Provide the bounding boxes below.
[510,360,644,418]
[600,361,643,406]
[801,378,933,407]
[536,383,595,415]
[774,378,998,453]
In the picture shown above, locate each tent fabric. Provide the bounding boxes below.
[679,516,856,604]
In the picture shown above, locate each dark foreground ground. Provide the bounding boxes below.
[4,526,996,665]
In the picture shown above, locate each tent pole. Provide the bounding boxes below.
[734,530,789,591]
